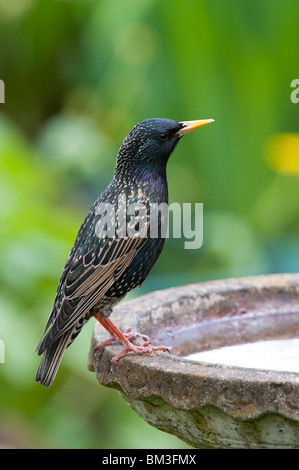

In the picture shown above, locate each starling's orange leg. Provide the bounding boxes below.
[93,314,170,362]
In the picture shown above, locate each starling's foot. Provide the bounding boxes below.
[94,328,150,355]
[93,314,170,367]
[111,343,170,364]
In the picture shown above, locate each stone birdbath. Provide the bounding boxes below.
[88,273,299,448]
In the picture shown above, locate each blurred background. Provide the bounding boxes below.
[0,0,298,449]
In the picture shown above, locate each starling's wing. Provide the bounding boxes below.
[37,204,150,354]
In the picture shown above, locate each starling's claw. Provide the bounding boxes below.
[109,362,116,375]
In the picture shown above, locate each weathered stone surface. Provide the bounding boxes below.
[88,274,299,448]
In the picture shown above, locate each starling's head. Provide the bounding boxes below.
[115,118,214,177]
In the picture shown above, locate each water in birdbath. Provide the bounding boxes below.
[185,338,299,372]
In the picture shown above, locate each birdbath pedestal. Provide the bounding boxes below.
[88,274,299,449]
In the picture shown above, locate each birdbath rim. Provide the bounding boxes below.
[89,273,299,420]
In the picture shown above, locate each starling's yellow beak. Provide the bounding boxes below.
[177,119,214,137]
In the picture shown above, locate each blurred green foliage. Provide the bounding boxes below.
[0,0,298,449]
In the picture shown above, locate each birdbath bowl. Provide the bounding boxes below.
[88,274,299,448]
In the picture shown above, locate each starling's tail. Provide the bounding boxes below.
[35,330,72,388]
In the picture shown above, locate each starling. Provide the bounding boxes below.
[36,117,214,387]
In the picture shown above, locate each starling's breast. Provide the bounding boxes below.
[100,172,168,300]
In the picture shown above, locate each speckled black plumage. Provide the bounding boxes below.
[36,118,212,387]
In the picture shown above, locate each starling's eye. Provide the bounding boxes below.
[159,132,168,142]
